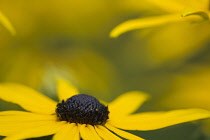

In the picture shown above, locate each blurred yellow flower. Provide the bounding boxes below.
[111,0,209,37]
[0,0,121,94]
[0,47,118,95]
[110,0,210,64]
[0,10,15,35]
[0,80,210,139]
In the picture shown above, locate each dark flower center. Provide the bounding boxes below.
[56,94,109,125]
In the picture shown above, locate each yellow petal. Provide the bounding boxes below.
[182,0,210,19]
[108,91,149,118]
[94,126,110,140]
[0,110,39,116]
[79,124,90,140]
[95,126,121,140]
[185,0,209,11]
[182,8,209,19]
[96,125,122,140]
[0,11,16,35]
[3,121,66,140]
[80,124,102,140]
[146,0,186,13]
[87,125,102,140]
[56,79,79,101]
[73,124,80,140]
[0,83,57,114]
[0,120,65,136]
[105,123,145,140]
[110,14,181,38]
[53,123,80,140]
[0,111,57,123]
[109,108,210,131]
[110,13,204,38]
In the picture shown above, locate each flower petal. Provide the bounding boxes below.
[146,0,186,13]
[110,14,181,38]
[0,10,16,35]
[53,123,80,140]
[56,79,79,101]
[109,108,210,131]
[0,110,41,116]
[94,126,110,140]
[108,91,149,118]
[87,125,102,140]
[110,13,204,38]
[3,121,66,140]
[73,125,80,140]
[105,123,144,140]
[182,1,210,20]
[183,0,210,14]
[0,118,65,136]
[96,125,122,140]
[0,83,57,114]
[0,111,57,123]
[80,124,102,140]
[79,124,91,140]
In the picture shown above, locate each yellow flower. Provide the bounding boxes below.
[110,0,210,64]
[110,0,209,38]
[0,80,210,140]
[0,10,15,35]
[0,48,118,95]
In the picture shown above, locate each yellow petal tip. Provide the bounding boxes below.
[109,29,120,38]
[0,11,16,35]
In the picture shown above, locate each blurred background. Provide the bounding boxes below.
[0,0,210,139]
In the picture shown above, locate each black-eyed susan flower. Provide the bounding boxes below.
[0,80,210,140]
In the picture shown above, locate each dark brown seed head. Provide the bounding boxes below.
[56,94,109,125]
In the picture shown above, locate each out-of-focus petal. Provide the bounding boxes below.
[182,0,210,19]
[146,0,186,13]
[145,19,210,65]
[0,10,16,35]
[110,14,185,38]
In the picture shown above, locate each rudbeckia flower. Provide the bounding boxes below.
[0,80,210,140]
[0,10,15,35]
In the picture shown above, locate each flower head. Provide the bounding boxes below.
[56,94,109,125]
[110,0,210,64]
[0,79,210,140]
